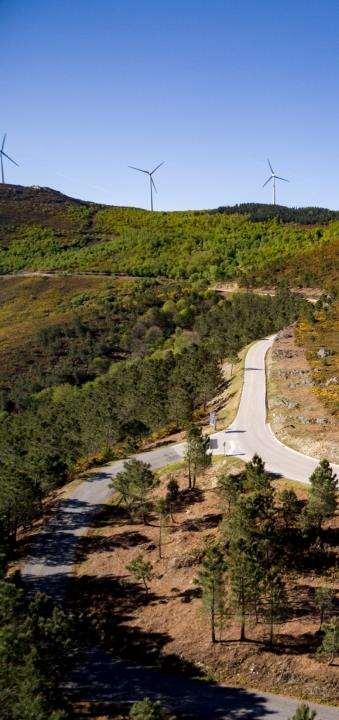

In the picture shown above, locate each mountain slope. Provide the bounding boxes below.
[0,184,338,286]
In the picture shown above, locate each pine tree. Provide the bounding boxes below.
[245,454,270,491]
[155,498,170,559]
[314,587,334,629]
[184,425,211,489]
[263,567,288,646]
[279,489,300,529]
[127,554,154,593]
[195,541,227,643]
[111,459,159,523]
[228,542,261,641]
[217,471,244,513]
[165,476,179,521]
[317,618,338,665]
[306,460,337,530]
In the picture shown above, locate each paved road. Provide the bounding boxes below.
[69,650,339,720]
[224,335,338,481]
[22,334,339,718]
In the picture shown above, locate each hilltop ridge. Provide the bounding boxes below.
[1,183,338,222]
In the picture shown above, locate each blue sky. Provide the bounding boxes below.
[2,0,339,209]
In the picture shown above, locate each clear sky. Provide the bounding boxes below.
[2,0,339,209]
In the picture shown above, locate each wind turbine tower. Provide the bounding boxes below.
[263,159,289,204]
[0,134,19,183]
[129,161,165,211]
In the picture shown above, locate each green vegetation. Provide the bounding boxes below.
[0,280,307,572]
[314,587,334,629]
[301,459,338,531]
[193,455,338,647]
[0,186,338,285]
[317,618,339,665]
[195,540,227,643]
[0,186,336,713]
[295,294,339,416]
[127,554,154,593]
[0,580,74,719]
[214,203,339,224]
[288,705,317,720]
[129,697,175,719]
[184,424,211,489]
[111,459,159,523]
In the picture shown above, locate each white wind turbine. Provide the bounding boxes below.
[0,134,19,183]
[128,161,165,211]
[263,158,289,204]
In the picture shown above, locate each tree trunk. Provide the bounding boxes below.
[320,607,324,629]
[158,521,162,559]
[240,589,246,640]
[188,456,192,489]
[211,585,216,643]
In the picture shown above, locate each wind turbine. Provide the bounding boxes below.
[0,134,19,183]
[262,159,289,205]
[128,161,165,211]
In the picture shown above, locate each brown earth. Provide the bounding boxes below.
[70,458,338,709]
[267,326,338,463]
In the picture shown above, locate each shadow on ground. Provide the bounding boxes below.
[68,645,274,720]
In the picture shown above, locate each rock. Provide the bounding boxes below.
[315,417,329,425]
[317,347,331,358]
[298,415,311,425]
[281,399,299,409]
[325,376,338,385]
[273,349,294,359]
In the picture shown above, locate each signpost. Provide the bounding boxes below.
[209,411,217,430]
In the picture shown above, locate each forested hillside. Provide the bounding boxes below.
[0,274,309,566]
[0,189,337,719]
[0,185,338,286]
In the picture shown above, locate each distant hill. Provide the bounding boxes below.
[0,184,338,286]
[213,202,339,225]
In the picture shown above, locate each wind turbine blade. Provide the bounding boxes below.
[1,134,6,151]
[150,161,165,175]
[267,158,274,174]
[262,176,273,187]
[151,176,158,193]
[1,151,19,167]
[128,165,149,174]
[275,176,289,182]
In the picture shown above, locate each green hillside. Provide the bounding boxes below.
[0,185,338,286]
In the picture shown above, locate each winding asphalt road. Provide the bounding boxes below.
[22,334,339,719]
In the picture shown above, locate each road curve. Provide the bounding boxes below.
[22,334,339,719]
[224,334,339,481]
